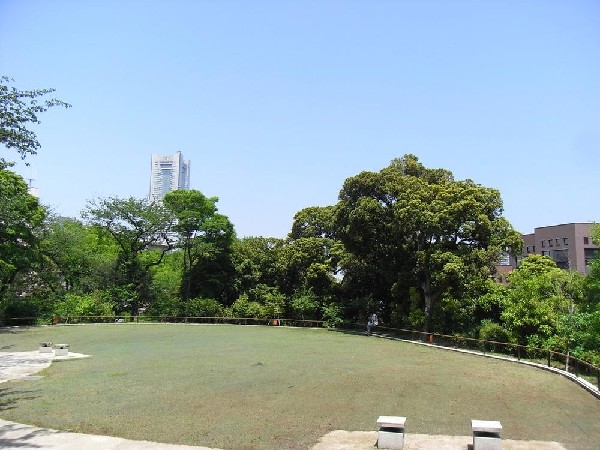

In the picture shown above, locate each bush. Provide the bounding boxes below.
[182,298,224,317]
[0,298,40,325]
[230,295,266,319]
[478,320,513,352]
[322,303,343,329]
[144,296,181,317]
[52,291,115,320]
[291,294,319,320]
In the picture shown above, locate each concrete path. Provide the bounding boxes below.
[0,351,569,449]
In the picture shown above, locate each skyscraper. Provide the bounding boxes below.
[149,151,190,201]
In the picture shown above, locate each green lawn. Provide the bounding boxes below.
[1,324,599,449]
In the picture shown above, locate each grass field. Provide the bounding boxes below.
[1,324,599,449]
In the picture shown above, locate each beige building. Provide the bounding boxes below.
[520,223,599,274]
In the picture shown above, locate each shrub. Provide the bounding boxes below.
[478,320,513,352]
[230,295,266,319]
[183,298,224,317]
[322,303,343,329]
[52,291,115,320]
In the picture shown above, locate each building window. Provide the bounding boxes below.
[584,236,589,245]
[532,245,535,252]
[541,240,546,247]
[563,237,568,245]
[556,239,560,246]
[526,246,530,254]
[542,251,549,256]
[548,239,553,247]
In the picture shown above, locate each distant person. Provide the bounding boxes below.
[366,313,379,335]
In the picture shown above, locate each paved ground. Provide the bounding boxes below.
[0,351,569,449]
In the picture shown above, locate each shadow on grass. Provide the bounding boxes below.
[0,386,40,412]
[0,386,44,447]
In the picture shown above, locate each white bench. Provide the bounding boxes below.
[472,419,502,450]
[54,343,69,356]
[376,416,406,449]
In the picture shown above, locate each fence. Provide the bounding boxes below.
[346,322,600,392]
[2,314,598,391]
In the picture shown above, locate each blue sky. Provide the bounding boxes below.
[1,0,598,238]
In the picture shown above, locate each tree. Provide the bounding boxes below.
[183,213,237,303]
[0,168,46,298]
[1,76,70,167]
[334,154,522,332]
[501,255,585,346]
[38,216,119,293]
[82,197,176,314]
[232,237,283,297]
[289,206,336,240]
[163,190,235,302]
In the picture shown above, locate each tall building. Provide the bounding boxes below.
[519,223,599,274]
[149,151,190,201]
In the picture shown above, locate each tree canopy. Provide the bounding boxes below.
[335,154,523,331]
[0,167,46,296]
[0,76,70,167]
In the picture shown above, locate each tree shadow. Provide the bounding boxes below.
[0,421,45,448]
[0,386,45,447]
[0,386,40,411]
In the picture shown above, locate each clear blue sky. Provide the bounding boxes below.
[1,0,598,238]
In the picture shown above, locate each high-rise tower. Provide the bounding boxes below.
[149,151,190,201]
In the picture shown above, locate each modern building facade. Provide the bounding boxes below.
[149,151,190,201]
[519,223,599,274]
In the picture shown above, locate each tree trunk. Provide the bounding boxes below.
[421,277,434,334]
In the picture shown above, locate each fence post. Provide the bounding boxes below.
[547,351,551,367]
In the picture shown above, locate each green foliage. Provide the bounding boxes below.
[148,250,182,312]
[335,154,522,332]
[39,216,119,293]
[52,291,115,319]
[478,320,513,351]
[163,190,225,301]
[0,168,46,297]
[322,303,343,328]
[289,206,336,240]
[406,287,425,329]
[83,196,176,314]
[291,294,319,320]
[502,255,585,346]
[229,294,266,318]
[0,297,41,325]
[0,76,70,167]
[182,298,224,317]
[275,237,336,297]
[143,296,181,317]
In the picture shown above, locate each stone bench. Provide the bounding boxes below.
[54,344,69,356]
[376,415,406,449]
[39,342,53,353]
[472,419,502,450]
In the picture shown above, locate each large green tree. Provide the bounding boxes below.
[335,154,522,332]
[82,197,175,314]
[38,216,119,293]
[502,255,585,347]
[0,168,46,297]
[1,76,70,167]
[163,190,235,302]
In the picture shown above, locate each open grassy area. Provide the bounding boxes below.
[1,324,599,449]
